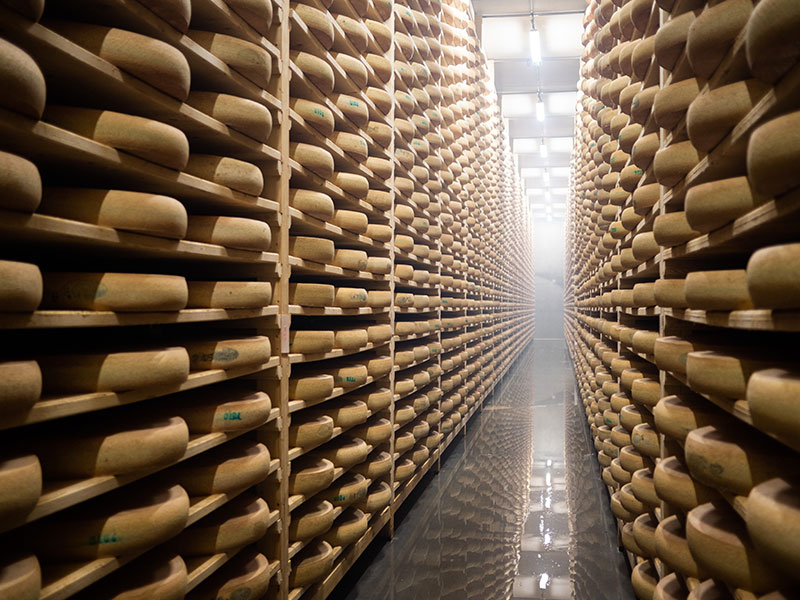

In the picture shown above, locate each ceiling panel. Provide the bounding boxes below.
[472,0,586,15]
[492,59,580,94]
[507,115,574,138]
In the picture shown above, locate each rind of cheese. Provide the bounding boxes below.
[186,215,271,251]
[173,440,270,495]
[48,23,190,100]
[655,515,708,579]
[289,541,334,588]
[291,97,335,136]
[185,154,264,196]
[0,260,42,312]
[289,330,335,355]
[289,374,335,401]
[45,107,189,170]
[0,151,41,212]
[290,235,335,263]
[331,172,369,197]
[354,480,391,513]
[315,437,369,468]
[0,39,45,118]
[334,328,369,350]
[684,269,753,310]
[192,552,270,600]
[0,455,41,527]
[289,457,335,496]
[290,188,335,219]
[185,336,271,370]
[177,494,269,555]
[291,142,335,179]
[189,31,271,87]
[40,346,190,393]
[289,500,334,541]
[311,399,368,428]
[289,413,334,448]
[334,287,368,308]
[177,388,271,433]
[289,283,335,307]
[320,472,369,506]
[332,210,368,233]
[350,418,392,445]
[747,243,800,309]
[187,280,272,309]
[322,508,368,547]
[41,272,188,312]
[0,361,41,418]
[227,0,273,34]
[746,477,800,577]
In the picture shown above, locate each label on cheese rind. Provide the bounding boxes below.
[185,336,271,371]
[178,388,271,433]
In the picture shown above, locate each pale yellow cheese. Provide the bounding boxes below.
[332,94,368,128]
[332,172,369,197]
[747,243,800,309]
[186,215,271,251]
[289,540,333,587]
[394,457,416,482]
[684,269,753,310]
[177,494,269,555]
[366,290,392,307]
[0,260,42,312]
[746,477,800,577]
[747,368,800,448]
[332,131,369,162]
[0,361,41,418]
[190,31,271,87]
[294,4,334,48]
[332,363,368,388]
[291,97,335,136]
[290,142,334,178]
[0,455,41,528]
[322,507,368,547]
[187,280,272,309]
[0,151,41,212]
[290,330,335,354]
[655,515,708,579]
[173,440,270,495]
[332,210,368,233]
[350,417,392,445]
[290,235,335,263]
[320,472,369,506]
[288,457,334,496]
[192,551,270,600]
[41,272,187,312]
[186,336,271,370]
[289,500,334,541]
[350,388,391,413]
[366,224,392,242]
[316,437,369,468]
[290,188,335,220]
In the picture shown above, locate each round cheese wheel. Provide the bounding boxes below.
[654,78,700,131]
[351,387,391,412]
[631,468,660,507]
[654,336,706,376]
[50,23,190,100]
[173,439,270,495]
[178,494,269,555]
[686,424,796,495]
[332,210,368,233]
[321,472,369,506]
[394,457,415,482]
[334,328,368,350]
[654,278,688,308]
[290,188,335,219]
[0,39,45,118]
[654,393,722,441]
[332,363,368,388]
[190,31,270,87]
[747,243,800,309]
[138,0,190,31]
[331,94,368,128]
[366,290,392,307]
[747,369,800,448]
[365,189,392,211]
[294,4,334,48]
[684,269,753,310]
[687,502,785,593]
[395,380,415,399]
[632,330,659,355]
[288,457,334,496]
[334,287,368,308]
[40,346,189,393]
[289,374,334,402]
[410,445,429,466]
[191,551,271,600]
[632,512,658,559]
[185,336,271,370]
[290,142,334,179]
[350,418,392,445]
[99,554,187,600]
[365,224,392,242]
[40,188,187,238]
[289,500,334,541]
[334,52,368,87]
[311,399,368,429]
[0,151,41,212]
[37,484,189,559]
[366,121,392,148]
[367,324,392,344]
[316,437,369,468]
[0,455,41,527]
[0,260,42,311]
[631,424,659,457]
[364,53,390,83]
[745,0,800,84]
[331,172,369,197]
[395,264,414,280]
[185,154,263,196]
[366,87,392,115]
[289,540,333,587]
[686,350,776,399]
[654,456,720,511]
[395,430,416,454]
[0,554,40,600]
[187,280,272,309]
[185,215,271,251]
[322,507,368,547]
[747,111,800,197]
[746,477,800,577]
[41,272,187,312]
[0,361,41,418]
[290,283,335,307]
[656,515,708,579]
[335,15,368,53]
[38,415,188,478]
[332,132,368,162]
[45,107,189,170]
[289,330,334,354]
[653,212,700,247]
[619,446,654,473]
[631,560,658,600]
[290,235,335,263]
[289,413,334,448]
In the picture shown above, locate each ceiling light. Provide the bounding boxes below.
[529,23,542,65]
[535,92,545,122]
[539,139,548,158]
[543,169,550,184]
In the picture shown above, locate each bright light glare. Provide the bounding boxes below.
[529,28,542,64]
[543,170,550,184]
[514,138,540,153]
[539,142,549,158]
[535,100,545,122]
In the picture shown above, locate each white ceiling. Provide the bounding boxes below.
[472,0,583,221]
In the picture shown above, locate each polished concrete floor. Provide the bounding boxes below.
[329,225,635,599]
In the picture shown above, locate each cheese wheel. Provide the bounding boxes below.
[395,264,414,280]
[0,554,40,600]
[191,551,271,600]
[290,188,335,219]
[334,287,368,308]
[364,53,390,83]
[350,387,391,412]
[138,0,190,31]
[0,260,42,311]
[289,413,334,448]
[0,455,41,527]
[190,31,270,87]
[45,107,189,170]
[178,494,269,555]
[654,78,701,131]
[366,87,392,114]
[291,98,335,137]
[365,189,392,211]
[395,379,415,397]
[332,132,368,162]
[40,346,189,393]
[288,457,334,496]
[331,172,369,197]
[321,472,369,506]
[366,121,392,148]
[631,232,659,262]
[654,393,722,441]
[49,23,190,100]
[0,151,41,212]
[41,272,187,312]
[187,280,272,309]
[747,243,800,309]
[37,415,188,478]
[333,52,368,88]
[684,269,753,310]
[410,445,429,466]
[366,290,391,307]
[631,468,660,507]
[311,399,368,429]
[654,456,720,511]
[173,440,271,495]
[746,478,800,577]
[686,350,776,399]
[40,188,187,239]
[367,356,392,379]
[685,424,796,495]
[656,515,708,579]
[653,212,700,247]
[334,328,368,350]
[294,4,334,48]
[289,540,333,587]
[350,418,391,446]
[0,39,45,118]
[331,94,368,128]
[367,324,392,344]
[290,236,335,263]
[178,388,271,433]
[291,142,334,179]
[395,457,415,482]
[185,154,264,196]
[316,437,369,468]
[0,361,41,418]
[186,336,271,370]
[747,369,800,448]
[332,210,368,233]
[745,0,800,84]
[747,111,800,197]
[687,502,785,593]
[654,278,688,308]
[322,507,368,547]
[289,374,334,401]
[37,484,189,559]
[631,560,658,600]
[332,363,368,388]
[290,330,335,354]
[632,512,658,559]
[186,215,271,251]
[366,224,392,242]
[289,500,334,541]
[290,283,335,307]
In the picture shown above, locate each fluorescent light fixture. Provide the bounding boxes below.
[529,27,542,64]
[539,140,549,158]
[543,170,550,184]
[535,93,545,122]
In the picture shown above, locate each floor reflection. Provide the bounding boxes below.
[331,340,635,600]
